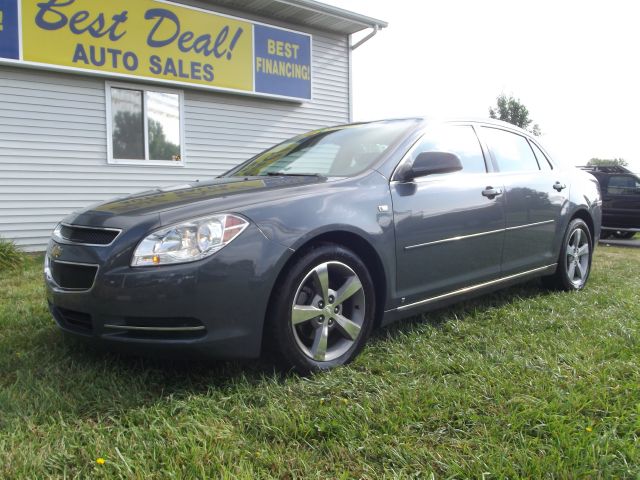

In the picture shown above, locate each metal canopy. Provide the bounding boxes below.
[199,0,388,34]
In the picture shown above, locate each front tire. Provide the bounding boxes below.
[266,244,376,374]
[542,218,593,291]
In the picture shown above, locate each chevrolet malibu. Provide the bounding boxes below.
[46,118,602,373]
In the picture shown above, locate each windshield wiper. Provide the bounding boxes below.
[264,172,325,177]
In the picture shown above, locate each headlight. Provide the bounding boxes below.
[52,223,63,240]
[131,214,249,267]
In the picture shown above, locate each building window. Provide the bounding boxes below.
[106,82,184,165]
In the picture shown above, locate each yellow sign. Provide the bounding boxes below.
[21,0,255,91]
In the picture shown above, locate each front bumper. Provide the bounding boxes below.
[45,224,291,359]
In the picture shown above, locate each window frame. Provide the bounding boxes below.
[105,81,186,167]
[528,138,555,170]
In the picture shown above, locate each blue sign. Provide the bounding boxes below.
[0,0,19,60]
[254,24,311,100]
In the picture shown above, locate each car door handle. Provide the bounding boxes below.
[482,187,503,198]
[553,182,567,192]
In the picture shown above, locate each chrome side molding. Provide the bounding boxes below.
[405,227,503,250]
[393,263,557,312]
[505,219,555,232]
[103,325,206,332]
[405,219,555,250]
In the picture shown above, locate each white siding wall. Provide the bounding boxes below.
[0,29,349,251]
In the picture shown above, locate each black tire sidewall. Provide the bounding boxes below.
[267,244,376,373]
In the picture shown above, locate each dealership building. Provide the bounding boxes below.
[0,0,386,250]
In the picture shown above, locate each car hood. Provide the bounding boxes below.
[65,175,328,229]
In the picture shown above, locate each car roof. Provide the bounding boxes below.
[343,116,536,138]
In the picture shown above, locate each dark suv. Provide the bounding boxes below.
[580,166,640,239]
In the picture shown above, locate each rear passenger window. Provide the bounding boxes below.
[529,141,553,170]
[482,127,540,172]
[411,125,487,174]
[607,175,640,195]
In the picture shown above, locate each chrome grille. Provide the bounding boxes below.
[49,260,98,290]
[58,224,120,246]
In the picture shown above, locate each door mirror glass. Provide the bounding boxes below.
[405,151,463,180]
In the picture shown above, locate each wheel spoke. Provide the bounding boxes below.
[292,305,322,325]
[334,275,363,306]
[577,244,589,257]
[311,322,329,361]
[313,263,330,303]
[333,314,361,341]
[576,261,585,279]
[574,229,582,247]
[567,262,576,280]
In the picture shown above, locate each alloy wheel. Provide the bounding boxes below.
[565,227,590,287]
[290,261,366,362]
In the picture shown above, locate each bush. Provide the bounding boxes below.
[0,237,24,272]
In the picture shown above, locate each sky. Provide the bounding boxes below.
[322,0,640,171]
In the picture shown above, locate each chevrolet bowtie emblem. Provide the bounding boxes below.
[50,244,63,259]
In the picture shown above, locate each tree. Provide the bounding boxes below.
[489,94,541,136]
[148,119,180,161]
[112,111,144,159]
[586,157,628,167]
[113,112,180,161]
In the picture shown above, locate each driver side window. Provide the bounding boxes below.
[411,125,487,174]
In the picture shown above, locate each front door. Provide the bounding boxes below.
[391,125,506,306]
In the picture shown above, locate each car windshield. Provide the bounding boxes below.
[224,120,418,178]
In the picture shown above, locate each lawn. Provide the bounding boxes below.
[0,247,638,479]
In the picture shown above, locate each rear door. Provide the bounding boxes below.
[601,174,640,229]
[479,127,569,275]
[391,124,505,305]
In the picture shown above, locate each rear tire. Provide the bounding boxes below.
[265,244,376,374]
[542,218,593,291]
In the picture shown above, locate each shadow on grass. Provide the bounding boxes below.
[0,278,552,424]
[371,278,551,343]
[0,327,283,424]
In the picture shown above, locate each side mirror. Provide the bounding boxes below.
[402,151,463,181]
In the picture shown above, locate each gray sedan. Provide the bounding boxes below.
[45,118,601,373]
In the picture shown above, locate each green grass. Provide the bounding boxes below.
[1,248,639,478]
[0,238,24,273]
